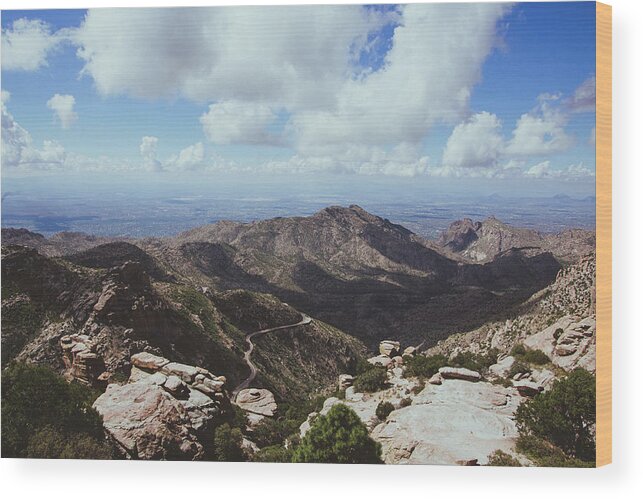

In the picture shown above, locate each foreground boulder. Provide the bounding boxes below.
[379,340,401,357]
[372,378,520,464]
[93,352,226,460]
[488,355,515,378]
[367,354,393,368]
[439,366,481,382]
[94,382,205,460]
[301,368,520,465]
[235,388,277,425]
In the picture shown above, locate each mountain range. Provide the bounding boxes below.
[1,205,594,402]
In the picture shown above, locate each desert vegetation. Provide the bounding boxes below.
[1,363,113,459]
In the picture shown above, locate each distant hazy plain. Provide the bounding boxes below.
[1,173,595,239]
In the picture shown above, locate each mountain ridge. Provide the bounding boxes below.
[2,206,593,349]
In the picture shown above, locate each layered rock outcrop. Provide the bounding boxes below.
[60,334,107,388]
[523,316,596,373]
[93,352,227,460]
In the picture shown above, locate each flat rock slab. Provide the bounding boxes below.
[489,356,515,378]
[439,366,482,382]
[235,388,277,417]
[372,380,520,465]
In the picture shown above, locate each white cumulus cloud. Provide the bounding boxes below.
[442,112,504,168]
[46,94,78,129]
[72,6,384,106]
[70,4,509,175]
[2,97,67,169]
[1,18,63,71]
[200,101,280,146]
[525,160,595,180]
[291,3,510,156]
[166,142,206,171]
[505,105,574,157]
[139,136,161,171]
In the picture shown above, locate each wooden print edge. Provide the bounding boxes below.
[595,1,612,467]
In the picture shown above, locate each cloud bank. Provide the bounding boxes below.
[1,5,596,180]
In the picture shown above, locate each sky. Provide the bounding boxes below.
[1,2,597,192]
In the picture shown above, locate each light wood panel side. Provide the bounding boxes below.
[595,1,612,468]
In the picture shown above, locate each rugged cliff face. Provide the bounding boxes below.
[424,253,596,360]
[438,217,595,265]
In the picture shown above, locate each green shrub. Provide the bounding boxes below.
[25,427,112,460]
[1,299,44,364]
[1,362,111,459]
[515,368,596,461]
[251,417,299,448]
[486,449,522,467]
[491,377,513,388]
[354,358,376,376]
[399,397,412,408]
[24,425,67,458]
[283,394,327,425]
[553,328,564,341]
[227,404,248,432]
[375,401,395,421]
[252,444,293,463]
[292,404,382,464]
[448,348,499,372]
[212,423,246,462]
[522,349,551,365]
[353,367,387,393]
[510,344,527,357]
[516,435,594,468]
[404,354,447,379]
[510,344,550,366]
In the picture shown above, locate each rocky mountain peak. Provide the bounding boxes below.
[438,218,481,252]
[438,216,594,264]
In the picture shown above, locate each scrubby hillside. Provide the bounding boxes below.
[1,245,364,402]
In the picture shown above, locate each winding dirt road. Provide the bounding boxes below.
[232,312,312,399]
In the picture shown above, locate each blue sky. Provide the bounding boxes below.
[1,2,597,189]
